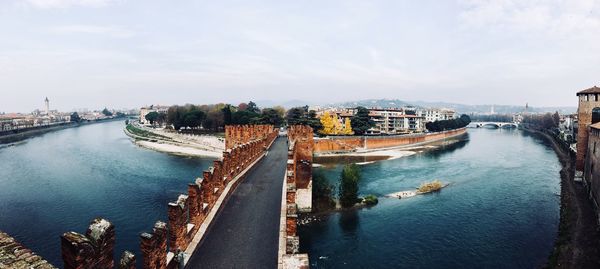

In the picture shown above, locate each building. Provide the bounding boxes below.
[140,105,169,125]
[579,86,600,222]
[366,108,425,135]
[576,86,600,171]
[44,97,50,115]
[420,108,457,123]
[584,123,600,221]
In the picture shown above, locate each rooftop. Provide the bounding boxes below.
[577,86,600,95]
[590,122,600,130]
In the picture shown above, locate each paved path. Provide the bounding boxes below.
[186,137,287,269]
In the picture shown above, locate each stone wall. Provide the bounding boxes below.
[0,231,57,268]
[61,125,277,269]
[281,125,312,269]
[314,128,467,154]
[577,93,600,171]
[584,126,600,222]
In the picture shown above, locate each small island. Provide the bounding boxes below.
[386,180,449,199]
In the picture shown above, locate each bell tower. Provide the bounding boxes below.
[44,97,50,115]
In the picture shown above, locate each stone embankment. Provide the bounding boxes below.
[61,125,278,269]
[124,123,225,158]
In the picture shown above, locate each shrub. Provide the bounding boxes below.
[339,164,360,208]
[362,194,379,206]
[417,180,443,193]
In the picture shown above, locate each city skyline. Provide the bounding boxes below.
[1,0,598,111]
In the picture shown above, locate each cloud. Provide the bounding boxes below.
[48,25,133,38]
[458,0,600,36]
[24,0,119,9]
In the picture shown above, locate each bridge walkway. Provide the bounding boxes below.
[186,136,287,268]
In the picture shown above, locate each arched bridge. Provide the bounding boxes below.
[470,122,519,129]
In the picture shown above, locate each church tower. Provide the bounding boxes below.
[44,97,49,115]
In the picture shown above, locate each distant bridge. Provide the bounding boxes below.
[470,122,519,129]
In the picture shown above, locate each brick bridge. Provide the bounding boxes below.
[55,125,313,269]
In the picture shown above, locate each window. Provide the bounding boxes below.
[594,142,597,154]
[586,95,590,101]
[593,108,600,124]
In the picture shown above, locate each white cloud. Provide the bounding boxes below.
[459,0,600,36]
[24,0,119,9]
[48,25,134,38]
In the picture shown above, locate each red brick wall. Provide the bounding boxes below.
[61,218,116,269]
[313,128,467,153]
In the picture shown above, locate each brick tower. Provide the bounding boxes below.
[576,86,600,171]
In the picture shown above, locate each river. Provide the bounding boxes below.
[300,128,561,268]
[0,120,215,267]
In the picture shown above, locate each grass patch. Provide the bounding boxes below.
[126,124,171,140]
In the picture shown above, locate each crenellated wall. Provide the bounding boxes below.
[225,124,276,150]
[0,231,57,268]
[280,125,313,269]
[61,125,277,269]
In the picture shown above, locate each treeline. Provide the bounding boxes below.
[285,106,375,136]
[156,101,285,131]
[285,106,322,131]
[522,112,560,130]
[426,114,471,132]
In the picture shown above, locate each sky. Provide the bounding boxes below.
[1,0,599,113]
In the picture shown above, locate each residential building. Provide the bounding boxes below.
[140,105,169,125]
[366,108,425,135]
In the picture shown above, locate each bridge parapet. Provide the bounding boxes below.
[61,125,277,269]
[279,125,313,269]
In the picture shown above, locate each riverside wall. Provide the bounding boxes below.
[314,128,468,154]
[60,125,277,269]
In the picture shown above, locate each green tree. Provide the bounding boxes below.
[70,112,81,123]
[426,114,471,132]
[259,108,284,127]
[286,107,306,126]
[182,110,206,129]
[247,101,260,114]
[339,164,360,208]
[552,111,560,128]
[232,110,260,124]
[102,108,113,117]
[313,172,335,211]
[350,106,374,135]
[145,111,160,125]
[222,105,233,125]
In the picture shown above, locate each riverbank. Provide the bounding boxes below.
[314,133,466,165]
[525,129,600,268]
[0,117,126,145]
[124,123,224,158]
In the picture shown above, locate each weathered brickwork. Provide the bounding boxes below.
[60,218,117,269]
[577,86,600,171]
[61,125,277,269]
[283,125,313,266]
[140,221,167,269]
[225,124,275,150]
[0,231,57,269]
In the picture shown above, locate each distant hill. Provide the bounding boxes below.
[327,99,576,114]
[255,98,576,114]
